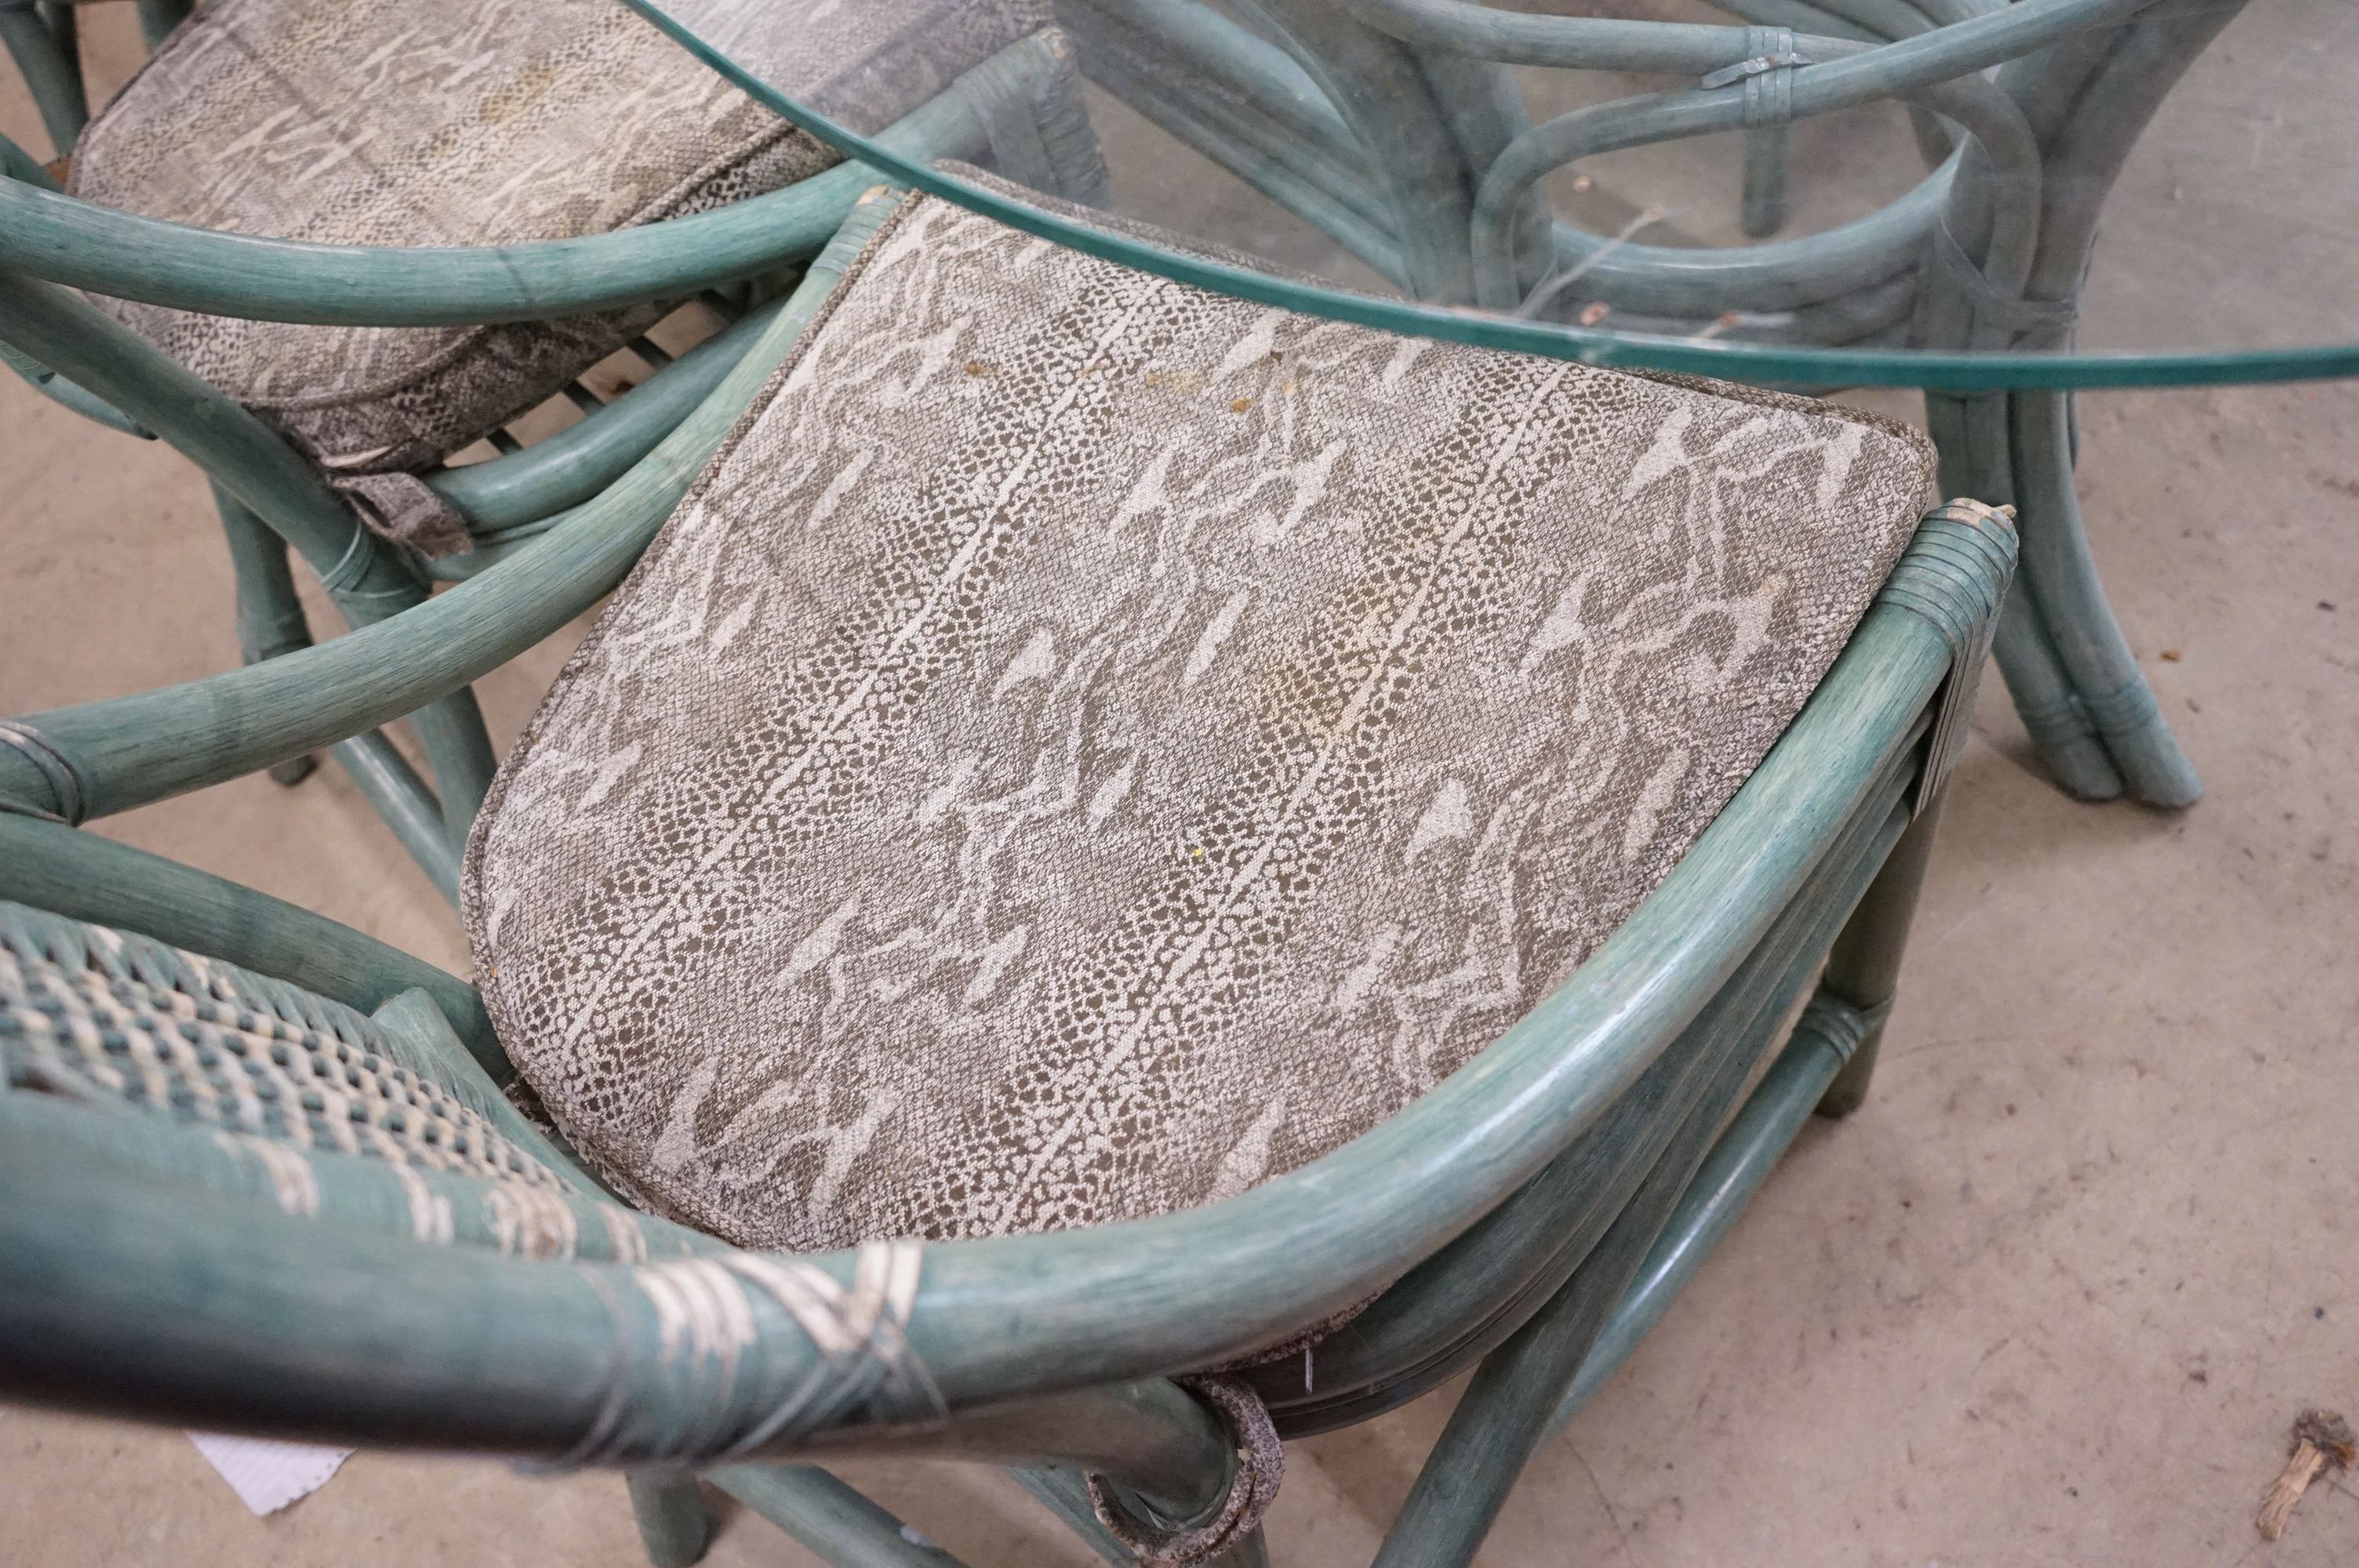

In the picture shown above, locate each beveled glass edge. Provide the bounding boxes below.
[625,0,2359,393]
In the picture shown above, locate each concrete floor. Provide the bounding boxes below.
[4,8,2357,1566]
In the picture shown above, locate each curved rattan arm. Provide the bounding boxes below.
[0,510,2008,1473]
[0,264,511,839]
[0,330,147,435]
[0,1109,1235,1511]
[0,187,901,826]
[0,268,422,607]
[0,32,1073,325]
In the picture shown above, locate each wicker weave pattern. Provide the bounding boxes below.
[0,902,558,1189]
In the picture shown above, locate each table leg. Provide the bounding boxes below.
[2006,388,2201,807]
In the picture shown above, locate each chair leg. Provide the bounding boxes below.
[627,1475,714,1568]
[1812,794,1950,1118]
[0,4,87,157]
[133,0,189,49]
[1739,123,1789,238]
[214,485,318,787]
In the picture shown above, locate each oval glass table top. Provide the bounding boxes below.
[627,0,2357,390]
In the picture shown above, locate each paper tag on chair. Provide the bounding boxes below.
[187,1432,352,1516]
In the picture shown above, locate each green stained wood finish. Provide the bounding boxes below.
[627,1476,714,1568]
[1366,792,1927,1566]
[2,330,149,434]
[712,1468,967,1567]
[0,18,2063,1555]
[211,484,319,786]
[131,0,188,49]
[0,127,55,189]
[0,267,503,844]
[0,30,1092,892]
[1012,1468,1137,1566]
[1812,792,1948,1116]
[1539,990,1881,1438]
[0,499,2016,1564]
[0,2,2249,818]
[423,297,787,534]
[0,811,503,1076]
[327,728,464,903]
[0,270,391,583]
[0,2,84,156]
[0,510,2012,1491]
[1256,755,1914,1434]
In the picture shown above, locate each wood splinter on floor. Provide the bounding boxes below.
[2255,1408,2353,1541]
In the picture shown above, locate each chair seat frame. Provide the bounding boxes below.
[0,220,2019,1552]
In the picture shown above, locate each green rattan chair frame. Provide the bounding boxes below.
[0,183,2022,1561]
[6,13,2027,1561]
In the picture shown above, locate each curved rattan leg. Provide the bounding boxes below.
[627,1475,714,1568]
[2009,390,2201,808]
[1927,390,2124,800]
[1229,0,1495,303]
[214,486,319,787]
[1012,1468,1134,1566]
[1371,967,1800,1568]
[0,4,86,158]
[1991,587,2123,801]
[133,0,190,49]
[711,1467,964,1566]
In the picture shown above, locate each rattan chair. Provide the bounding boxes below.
[2,172,2017,1566]
[0,0,1102,899]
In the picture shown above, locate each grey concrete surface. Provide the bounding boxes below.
[2,5,2354,1566]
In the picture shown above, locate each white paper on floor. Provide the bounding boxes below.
[187,1432,353,1515]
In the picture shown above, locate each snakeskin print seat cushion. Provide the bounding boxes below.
[65,0,1049,554]
[464,186,1937,1254]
